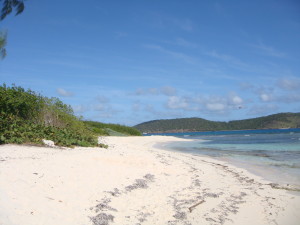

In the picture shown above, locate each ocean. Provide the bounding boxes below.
[147,128,300,189]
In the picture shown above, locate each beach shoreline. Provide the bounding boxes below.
[0,136,299,225]
[156,138,300,193]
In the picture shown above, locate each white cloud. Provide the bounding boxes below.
[164,92,246,114]
[238,82,276,103]
[199,95,227,112]
[232,96,243,105]
[240,82,275,96]
[206,103,226,111]
[240,80,300,104]
[240,79,300,104]
[134,87,159,96]
[276,94,300,103]
[277,78,300,91]
[166,96,189,110]
[161,86,177,96]
[258,91,300,104]
[57,88,74,97]
[134,88,146,96]
[228,92,243,105]
[142,104,183,118]
[260,93,272,102]
[92,96,121,117]
[133,86,177,96]
[149,88,159,95]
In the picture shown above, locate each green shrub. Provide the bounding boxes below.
[0,84,103,147]
[0,84,44,121]
[0,83,141,147]
[84,120,141,136]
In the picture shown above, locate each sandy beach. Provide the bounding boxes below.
[0,136,299,225]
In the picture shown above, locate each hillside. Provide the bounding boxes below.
[134,113,300,133]
[83,121,141,136]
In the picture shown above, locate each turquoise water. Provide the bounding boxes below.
[148,129,300,187]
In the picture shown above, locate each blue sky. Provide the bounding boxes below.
[1,0,300,125]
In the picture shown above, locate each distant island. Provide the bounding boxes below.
[134,113,300,133]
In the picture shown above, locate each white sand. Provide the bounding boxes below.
[0,136,299,225]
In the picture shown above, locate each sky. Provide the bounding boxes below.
[1,0,300,126]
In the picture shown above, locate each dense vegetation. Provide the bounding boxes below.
[134,113,300,133]
[84,121,141,136]
[0,84,140,147]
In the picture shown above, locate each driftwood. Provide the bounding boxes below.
[188,200,205,213]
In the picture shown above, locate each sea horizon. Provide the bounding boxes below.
[144,127,300,136]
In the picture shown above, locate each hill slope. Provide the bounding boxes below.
[134,113,300,133]
[83,121,141,136]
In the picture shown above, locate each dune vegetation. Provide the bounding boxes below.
[84,120,141,136]
[0,84,140,147]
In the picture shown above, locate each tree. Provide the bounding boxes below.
[0,0,25,59]
[0,0,25,20]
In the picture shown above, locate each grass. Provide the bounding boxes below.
[84,121,141,136]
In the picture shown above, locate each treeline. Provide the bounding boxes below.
[227,113,300,130]
[134,113,300,133]
[0,84,140,147]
